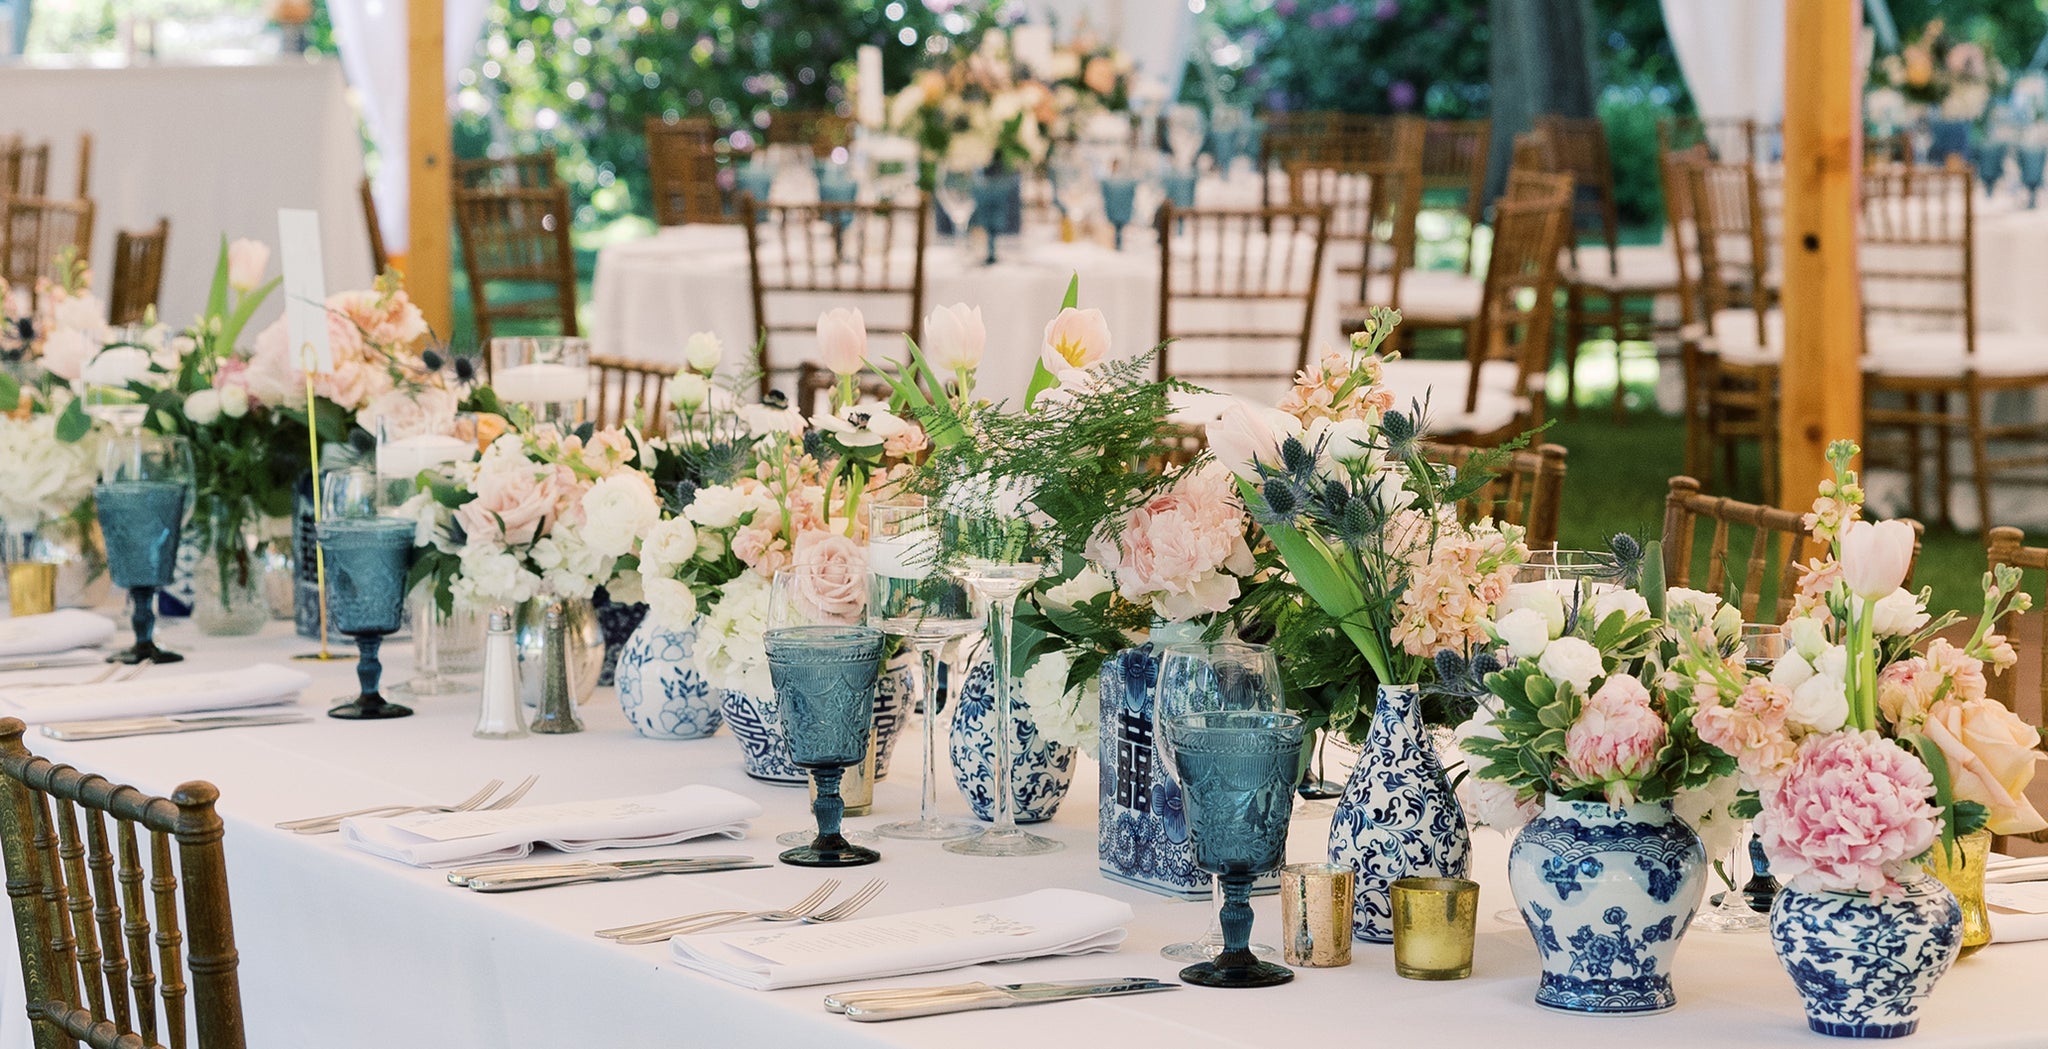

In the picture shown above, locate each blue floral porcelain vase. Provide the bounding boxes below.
[1769,871,1960,1038]
[1508,797,1706,1015]
[722,658,911,785]
[1328,683,1470,942]
[949,653,1077,823]
[614,618,722,740]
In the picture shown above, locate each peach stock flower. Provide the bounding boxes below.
[1755,730,1940,896]
[1693,678,1799,788]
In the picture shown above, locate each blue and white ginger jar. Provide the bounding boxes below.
[1769,870,1960,1039]
[614,617,722,740]
[949,652,1077,823]
[1328,683,1470,941]
[722,656,912,785]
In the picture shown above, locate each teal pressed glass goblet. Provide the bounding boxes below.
[767,624,886,867]
[95,432,194,665]
[1100,176,1138,250]
[318,516,417,720]
[1165,710,1304,989]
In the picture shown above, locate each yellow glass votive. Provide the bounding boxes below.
[1280,863,1355,967]
[7,561,57,617]
[1928,830,1992,958]
[1390,876,1479,980]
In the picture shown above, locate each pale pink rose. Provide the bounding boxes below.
[1563,675,1667,805]
[786,531,869,621]
[815,307,867,376]
[1919,696,2048,836]
[38,327,93,381]
[454,459,563,546]
[226,239,270,293]
[1040,307,1112,374]
[1839,519,1915,602]
[1755,730,1941,896]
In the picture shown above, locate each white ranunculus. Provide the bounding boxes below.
[683,331,723,373]
[1495,582,1567,639]
[641,516,700,571]
[577,474,661,559]
[1870,587,1931,637]
[683,485,748,530]
[183,389,222,426]
[1493,608,1553,660]
[1537,636,1604,692]
[217,384,250,419]
[1788,672,1850,733]
[1589,586,1650,625]
[1664,587,1722,625]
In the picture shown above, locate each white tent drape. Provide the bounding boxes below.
[1658,0,1786,125]
[1025,0,1194,98]
[328,0,490,256]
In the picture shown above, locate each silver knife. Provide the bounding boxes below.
[42,711,312,741]
[461,858,770,892]
[446,855,761,886]
[826,979,1177,1021]
[0,654,102,673]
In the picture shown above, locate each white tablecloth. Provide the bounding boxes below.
[0,57,374,327]
[4,616,2046,1049]
[590,212,1344,406]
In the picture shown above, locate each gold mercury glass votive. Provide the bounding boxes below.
[1279,863,1355,967]
[1391,876,1480,980]
[6,561,58,617]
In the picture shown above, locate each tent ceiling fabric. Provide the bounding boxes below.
[1659,0,1787,123]
[329,0,490,256]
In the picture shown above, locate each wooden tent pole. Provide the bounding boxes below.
[404,0,454,339]
[1779,0,1864,506]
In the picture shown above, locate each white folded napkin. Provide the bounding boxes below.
[0,662,310,723]
[0,609,116,657]
[340,785,761,867]
[668,888,1133,990]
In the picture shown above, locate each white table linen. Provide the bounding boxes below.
[3,616,2046,1049]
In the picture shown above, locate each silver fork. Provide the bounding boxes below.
[478,774,540,812]
[275,779,504,834]
[597,880,841,943]
[10,664,144,689]
[796,879,886,925]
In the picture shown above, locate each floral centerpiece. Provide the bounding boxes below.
[1870,20,2004,123]
[889,31,1053,178]
[1672,440,2040,1038]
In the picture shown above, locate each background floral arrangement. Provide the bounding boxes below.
[1871,19,2006,120]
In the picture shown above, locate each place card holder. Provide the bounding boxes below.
[292,474,345,642]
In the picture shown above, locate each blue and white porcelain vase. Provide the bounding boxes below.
[950,652,1077,823]
[1769,870,1960,1038]
[614,617,722,740]
[722,658,912,785]
[1507,797,1706,1015]
[1328,683,1470,941]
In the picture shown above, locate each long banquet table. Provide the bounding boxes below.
[2,616,2043,1049]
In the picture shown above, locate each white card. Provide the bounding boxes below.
[277,208,333,374]
[1987,882,2048,915]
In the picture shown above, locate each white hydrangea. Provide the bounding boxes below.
[695,573,772,696]
[452,545,542,607]
[1672,773,1744,864]
[1018,649,1099,754]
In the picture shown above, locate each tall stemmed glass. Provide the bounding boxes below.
[94,432,195,664]
[934,162,977,248]
[1165,710,1304,988]
[1156,641,1286,962]
[943,513,1062,857]
[319,469,418,719]
[767,563,887,867]
[870,503,982,841]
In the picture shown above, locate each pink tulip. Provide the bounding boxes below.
[1838,519,1915,602]
[227,238,270,293]
[1040,307,1112,374]
[1203,400,1301,482]
[815,307,868,376]
[923,303,985,374]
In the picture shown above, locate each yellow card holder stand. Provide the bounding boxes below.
[293,338,351,663]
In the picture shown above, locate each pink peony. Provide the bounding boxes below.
[1563,674,1667,805]
[786,530,869,621]
[1085,465,1255,622]
[1754,730,1941,896]
[454,455,565,546]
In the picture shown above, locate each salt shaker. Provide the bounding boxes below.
[529,603,584,734]
[473,609,528,740]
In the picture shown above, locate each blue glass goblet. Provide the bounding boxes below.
[1975,141,2010,198]
[2018,145,2047,208]
[1161,168,1198,220]
[736,161,776,222]
[767,624,886,867]
[1165,710,1304,989]
[318,516,417,719]
[1100,176,1138,250]
[95,433,194,665]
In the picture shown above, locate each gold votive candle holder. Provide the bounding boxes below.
[1279,862,1355,967]
[1390,876,1479,980]
[7,561,58,617]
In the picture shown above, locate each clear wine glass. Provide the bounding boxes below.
[869,502,982,841]
[766,562,886,867]
[934,164,977,247]
[95,432,195,664]
[1155,641,1287,963]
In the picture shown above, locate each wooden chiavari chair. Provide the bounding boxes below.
[1860,163,2048,532]
[0,718,248,1049]
[1,197,95,290]
[1368,164,1573,343]
[73,134,92,200]
[764,110,853,159]
[1423,440,1569,550]
[2,137,50,198]
[1320,158,1423,338]
[646,116,730,226]
[1379,183,1570,446]
[1532,116,1688,420]
[454,150,558,190]
[452,183,579,347]
[591,354,674,436]
[1656,116,1779,165]
[1154,203,1331,396]
[1260,113,1409,207]
[361,177,390,275]
[107,218,169,327]
[1681,158,1783,503]
[1420,119,1492,273]
[1984,526,2048,850]
[1662,475,1923,623]
[743,195,927,400]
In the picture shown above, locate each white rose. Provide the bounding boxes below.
[1537,636,1604,692]
[1788,672,1850,733]
[1787,615,1828,659]
[641,516,700,570]
[683,485,747,529]
[1870,588,1930,637]
[683,331,723,373]
[183,389,222,426]
[1046,566,1113,609]
[1496,582,1566,638]
[577,474,660,558]
[668,372,710,411]
[1769,650,1816,691]
[1664,587,1722,625]
[1493,608,1553,660]
[1590,586,1650,625]
[218,384,250,418]
[1814,644,1849,682]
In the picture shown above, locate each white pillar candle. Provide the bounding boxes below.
[493,362,592,404]
[867,529,939,581]
[857,45,885,129]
